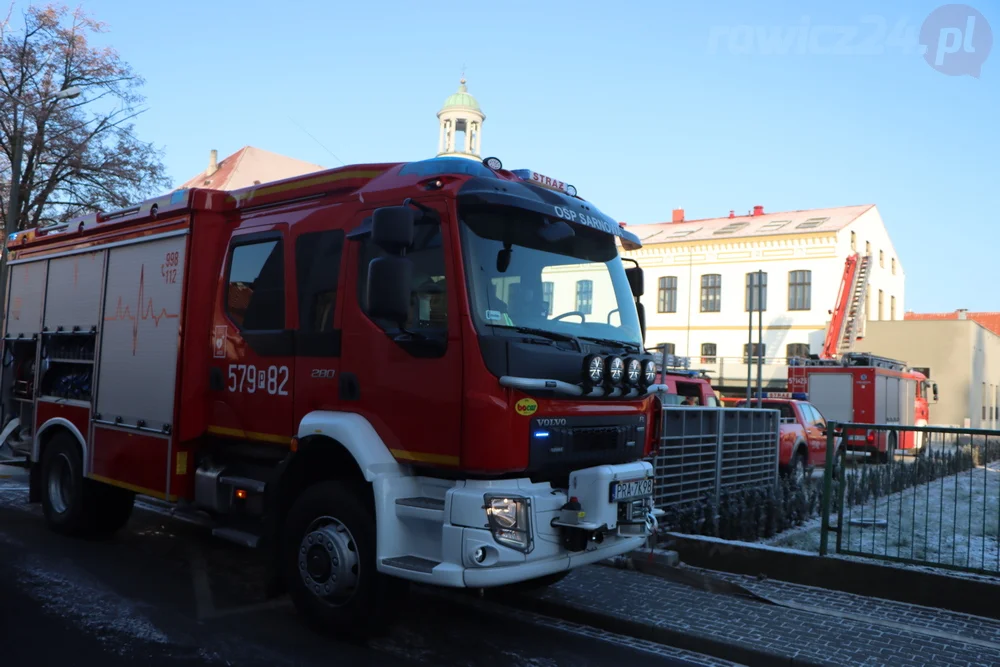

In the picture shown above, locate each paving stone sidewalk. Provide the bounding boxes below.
[526,562,1000,667]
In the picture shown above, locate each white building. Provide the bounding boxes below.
[542,204,905,392]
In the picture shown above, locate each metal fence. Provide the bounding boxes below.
[651,403,780,511]
[819,422,1000,576]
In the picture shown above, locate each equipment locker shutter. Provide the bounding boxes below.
[807,373,853,423]
[5,261,47,336]
[95,235,186,430]
[43,250,105,331]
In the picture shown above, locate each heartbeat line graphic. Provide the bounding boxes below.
[104,264,180,355]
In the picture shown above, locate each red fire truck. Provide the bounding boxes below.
[787,353,938,461]
[0,156,662,633]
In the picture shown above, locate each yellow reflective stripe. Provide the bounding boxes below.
[207,425,291,445]
[390,449,459,466]
[226,170,385,203]
[88,474,177,502]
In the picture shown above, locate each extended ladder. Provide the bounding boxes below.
[839,254,871,354]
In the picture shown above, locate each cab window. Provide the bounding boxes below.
[227,239,285,331]
[356,220,448,333]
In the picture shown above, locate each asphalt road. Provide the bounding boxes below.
[0,466,719,667]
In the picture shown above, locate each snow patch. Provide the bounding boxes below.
[16,563,171,652]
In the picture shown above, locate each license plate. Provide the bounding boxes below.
[609,477,654,503]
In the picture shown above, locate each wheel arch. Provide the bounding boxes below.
[34,418,88,473]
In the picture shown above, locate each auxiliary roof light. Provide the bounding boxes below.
[482,156,503,171]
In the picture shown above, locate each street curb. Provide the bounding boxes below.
[490,584,823,667]
[666,532,1000,621]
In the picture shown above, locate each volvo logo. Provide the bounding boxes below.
[536,418,568,427]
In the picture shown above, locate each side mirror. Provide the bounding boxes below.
[372,206,415,252]
[367,256,412,327]
[625,265,644,298]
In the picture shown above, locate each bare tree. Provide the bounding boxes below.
[1,3,170,233]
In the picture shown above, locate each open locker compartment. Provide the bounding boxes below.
[1,261,47,459]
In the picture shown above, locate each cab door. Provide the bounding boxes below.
[338,203,463,466]
[210,226,296,444]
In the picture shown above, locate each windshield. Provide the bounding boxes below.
[458,205,642,347]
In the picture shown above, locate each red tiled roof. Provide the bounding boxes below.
[178,146,324,191]
[904,311,1000,336]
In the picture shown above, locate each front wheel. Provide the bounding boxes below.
[282,481,400,636]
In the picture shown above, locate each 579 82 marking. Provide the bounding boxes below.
[227,364,289,395]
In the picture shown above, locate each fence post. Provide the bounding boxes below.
[819,420,837,556]
[714,408,724,505]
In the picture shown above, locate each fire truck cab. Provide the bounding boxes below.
[788,353,937,462]
[0,156,661,633]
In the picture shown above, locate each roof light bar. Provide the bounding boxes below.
[511,169,578,197]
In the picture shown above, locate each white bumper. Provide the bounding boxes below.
[377,460,656,588]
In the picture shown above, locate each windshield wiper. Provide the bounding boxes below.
[579,335,641,353]
[492,325,578,344]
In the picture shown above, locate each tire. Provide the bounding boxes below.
[282,481,397,637]
[40,432,96,537]
[790,450,808,486]
[882,433,898,464]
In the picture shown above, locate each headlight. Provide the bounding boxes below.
[607,356,624,385]
[626,358,642,385]
[643,360,657,385]
[583,354,604,386]
[484,495,532,552]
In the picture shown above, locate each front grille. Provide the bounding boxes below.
[528,415,644,472]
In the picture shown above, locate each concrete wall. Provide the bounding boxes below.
[860,320,1000,428]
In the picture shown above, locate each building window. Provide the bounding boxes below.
[984,383,988,421]
[880,250,885,268]
[745,271,767,312]
[878,290,884,320]
[576,280,593,314]
[541,281,554,316]
[227,238,285,330]
[743,343,766,364]
[891,257,896,275]
[865,290,871,319]
[788,270,811,311]
[658,276,677,313]
[866,241,871,256]
[786,343,810,361]
[891,295,896,320]
[657,343,676,362]
[700,274,721,312]
[701,343,717,363]
[850,231,856,250]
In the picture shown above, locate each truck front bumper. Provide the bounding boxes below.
[378,460,657,588]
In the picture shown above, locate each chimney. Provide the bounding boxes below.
[672,208,685,223]
[752,205,765,216]
[957,309,968,320]
[206,149,219,177]
[729,210,735,219]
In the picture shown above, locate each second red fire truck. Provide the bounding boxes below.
[0,156,662,633]
[788,352,938,461]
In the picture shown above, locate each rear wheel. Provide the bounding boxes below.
[282,481,400,636]
[40,432,95,537]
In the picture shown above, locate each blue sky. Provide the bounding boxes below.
[12,0,998,312]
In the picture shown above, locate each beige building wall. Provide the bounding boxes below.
[860,320,1000,429]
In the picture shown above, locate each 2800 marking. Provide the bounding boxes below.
[227,364,289,395]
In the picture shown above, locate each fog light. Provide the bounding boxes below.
[474,547,487,563]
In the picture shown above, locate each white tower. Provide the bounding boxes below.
[437,77,485,160]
